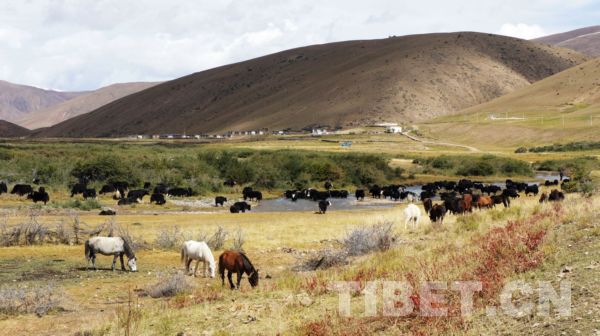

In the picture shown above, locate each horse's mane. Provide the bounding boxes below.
[121,237,136,259]
[239,252,255,273]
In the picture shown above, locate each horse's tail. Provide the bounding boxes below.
[181,245,186,265]
[84,239,91,260]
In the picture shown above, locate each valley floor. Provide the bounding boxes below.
[0,189,597,335]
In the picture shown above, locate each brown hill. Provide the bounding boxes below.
[17,82,160,129]
[0,120,30,138]
[0,80,84,123]
[35,32,588,138]
[533,26,600,56]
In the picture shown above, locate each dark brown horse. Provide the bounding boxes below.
[218,251,259,289]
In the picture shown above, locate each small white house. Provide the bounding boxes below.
[385,126,403,134]
[312,129,328,135]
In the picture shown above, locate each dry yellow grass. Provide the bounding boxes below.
[1,184,590,335]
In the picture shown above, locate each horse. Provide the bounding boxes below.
[181,240,215,278]
[84,236,137,272]
[403,203,421,230]
[218,251,259,289]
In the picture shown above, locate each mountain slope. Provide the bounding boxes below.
[0,120,30,137]
[17,82,160,129]
[0,80,84,123]
[35,32,588,138]
[533,26,600,56]
[422,58,600,146]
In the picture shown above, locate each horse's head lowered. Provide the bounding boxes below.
[249,269,259,287]
[128,257,138,272]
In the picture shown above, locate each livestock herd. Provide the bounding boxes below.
[0,176,567,219]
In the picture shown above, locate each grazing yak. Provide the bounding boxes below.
[324,181,333,190]
[429,204,446,224]
[318,200,331,214]
[127,189,149,200]
[0,182,7,194]
[83,188,97,199]
[525,184,539,196]
[117,197,139,205]
[230,201,251,213]
[28,187,49,204]
[355,189,365,200]
[70,182,87,197]
[99,184,116,194]
[168,187,193,197]
[99,208,117,216]
[112,181,129,191]
[223,179,237,187]
[215,196,227,207]
[548,189,565,202]
[492,194,510,208]
[308,189,329,201]
[153,184,168,194]
[244,190,263,202]
[11,184,33,196]
[369,185,383,198]
[150,193,166,205]
[143,182,152,189]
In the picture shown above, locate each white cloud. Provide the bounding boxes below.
[0,1,593,91]
[498,23,547,39]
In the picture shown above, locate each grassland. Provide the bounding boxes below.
[0,184,598,335]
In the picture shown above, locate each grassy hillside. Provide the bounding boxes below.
[33,32,587,138]
[421,58,600,147]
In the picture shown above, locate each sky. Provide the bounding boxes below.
[0,0,598,92]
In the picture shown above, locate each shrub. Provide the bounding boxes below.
[514,146,528,153]
[343,222,396,256]
[147,272,192,298]
[456,161,495,176]
[205,226,228,250]
[57,199,102,211]
[230,228,245,251]
[0,283,61,317]
[155,226,184,250]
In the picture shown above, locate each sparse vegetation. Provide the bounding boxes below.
[147,273,192,298]
[343,221,396,256]
[0,283,61,317]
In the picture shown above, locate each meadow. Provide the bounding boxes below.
[0,136,598,335]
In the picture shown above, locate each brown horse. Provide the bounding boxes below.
[218,251,259,289]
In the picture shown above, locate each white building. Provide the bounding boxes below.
[385,126,403,134]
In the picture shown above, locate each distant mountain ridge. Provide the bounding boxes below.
[33,32,588,138]
[533,25,600,56]
[0,80,84,123]
[17,82,160,129]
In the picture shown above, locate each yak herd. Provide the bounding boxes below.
[0,176,567,220]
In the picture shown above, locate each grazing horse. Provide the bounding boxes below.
[181,241,215,278]
[218,251,259,289]
[403,203,421,230]
[84,237,137,272]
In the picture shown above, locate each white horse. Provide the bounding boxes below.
[403,203,421,230]
[85,236,137,272]
[181,240,215,278]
